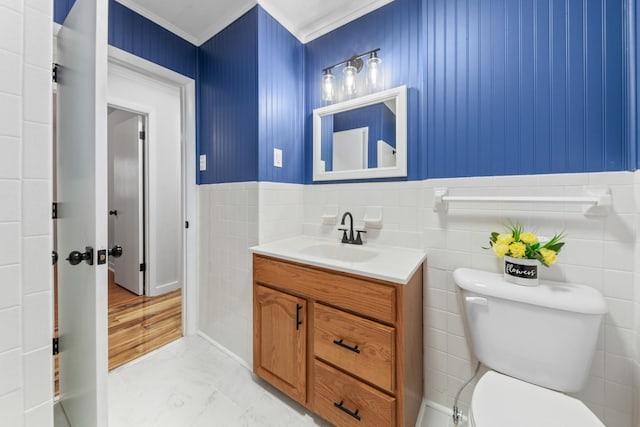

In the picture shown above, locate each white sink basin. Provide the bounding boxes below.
[299,243,378,262]
[250,236,426,284]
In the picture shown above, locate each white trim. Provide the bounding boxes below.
[109,0,393,46]
[258,0,394,43]
[107,46,197,336]
[196,331,252,371]
[113,0,199,45]
[313,85,407,182]
[193,2,257,46]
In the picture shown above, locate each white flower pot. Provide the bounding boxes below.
[503,256,540,286]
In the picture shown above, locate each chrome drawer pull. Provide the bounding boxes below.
[333,400,361,421]
[332,339,361,354]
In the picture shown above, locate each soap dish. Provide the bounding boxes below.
[363,206,383,229]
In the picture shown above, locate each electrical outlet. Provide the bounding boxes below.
[274,148,282,168]
[199,154,207,171]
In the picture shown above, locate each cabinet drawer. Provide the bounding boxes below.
[313,360,396,427]
[314,303,395,392]
[253,255,397,323]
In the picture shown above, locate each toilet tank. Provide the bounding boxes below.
[453,268,607,393]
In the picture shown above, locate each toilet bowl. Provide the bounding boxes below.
[468,371,604,427]
[453,268,608,427]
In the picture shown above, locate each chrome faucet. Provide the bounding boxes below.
[339,211,366,245]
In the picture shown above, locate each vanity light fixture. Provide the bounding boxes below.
[321,48,381,102]
[322,69,336,102]
[366,50,382,92]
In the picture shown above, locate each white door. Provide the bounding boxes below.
[332,127,368,171]
[56,0,109,424]
[109,110,144,295]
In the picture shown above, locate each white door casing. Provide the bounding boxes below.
[108,62,182,297]
[107,46,197,337]
[108,109,144,295]
[56,0,109,424]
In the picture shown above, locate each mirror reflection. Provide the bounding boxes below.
[320,100,397,172]
[313,85,407,182]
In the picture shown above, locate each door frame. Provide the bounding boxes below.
[107,46,197,336]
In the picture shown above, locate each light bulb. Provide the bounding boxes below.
[343,61,357,98]
[322,70,335,102]
[367,52,382,92]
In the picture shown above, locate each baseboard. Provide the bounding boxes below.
[150,280,180,296]
[196,330,252,371]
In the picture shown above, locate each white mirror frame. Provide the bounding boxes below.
[313,85,407,182]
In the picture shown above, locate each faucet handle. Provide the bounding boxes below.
[354,229,367,245]
[338,228,349,243]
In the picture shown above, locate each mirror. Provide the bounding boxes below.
[313,85,407,181]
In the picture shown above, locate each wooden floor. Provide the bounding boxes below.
[108,275,182,371]
[54,271,182,394]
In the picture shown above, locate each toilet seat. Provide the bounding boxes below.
[469,371,604,427]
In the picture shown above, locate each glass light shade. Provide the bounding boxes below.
[322,71,335,102]
[343,63,357,98]
[367,55,382,92]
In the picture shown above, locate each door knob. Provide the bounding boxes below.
[109,210,118,216]
[108,245,123,258]
[66,246,94,266]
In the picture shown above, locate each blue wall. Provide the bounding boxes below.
[304,0,423,183]
[198,9,259,184]
[422,0,631,178]
[55,0,637,184]
[305,0,634,181]
[55,0,197,79]
[257,8,305,183]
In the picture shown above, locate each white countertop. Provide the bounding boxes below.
[250,236,426,285]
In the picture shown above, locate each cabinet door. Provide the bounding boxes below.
[254,285,307,404]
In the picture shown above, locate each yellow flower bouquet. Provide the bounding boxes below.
[486,223,565,267]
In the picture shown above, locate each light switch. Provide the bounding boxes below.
[199,154,207,171]
[274,148,282,168]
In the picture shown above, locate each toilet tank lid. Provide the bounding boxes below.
[453,268,608,315]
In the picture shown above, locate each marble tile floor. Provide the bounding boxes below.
[56,335,331,427]
[54,334,452,427]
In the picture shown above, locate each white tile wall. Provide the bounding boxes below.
[198,182,259,365]
[199,171,640,427]
[258,182,304,244]
[0,0,52,425]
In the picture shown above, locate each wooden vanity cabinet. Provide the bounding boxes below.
[253,284,307,405]
[253,254,423,427]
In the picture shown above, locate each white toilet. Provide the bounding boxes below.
[453,268,608,427]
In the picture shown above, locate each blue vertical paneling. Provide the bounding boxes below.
[54,0,75,24]
[108,0,197,79]
[198,8,259,184]
[55,0,197,78]
[635,0,640,169]
[304,0,423,183]
[604,0,626,169]
[257,8,305,183]
[425,0,629,178]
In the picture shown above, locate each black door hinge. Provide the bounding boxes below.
[185,221,189,229]
[52,202,58,219]
[53,337,59,355]
[52,63,59,83]
[139,263,146,272]
[139,130,146,140]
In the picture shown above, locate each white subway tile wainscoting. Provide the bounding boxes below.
[0,0,53,425]
[198,170,640,427]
